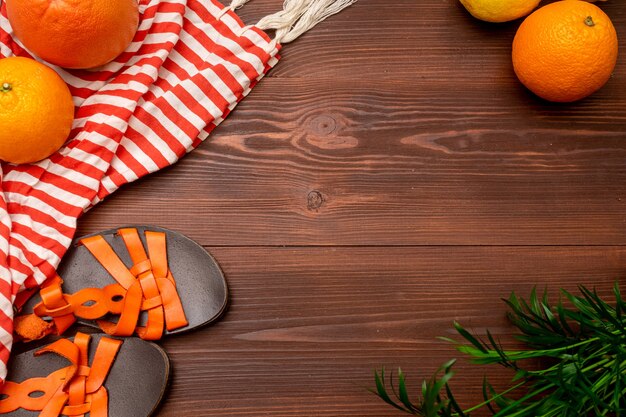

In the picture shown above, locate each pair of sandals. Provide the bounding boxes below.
[1,226,228,416]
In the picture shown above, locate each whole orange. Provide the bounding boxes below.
[512,0,618,102]
[0,57,74,164]
[5,0,139,69]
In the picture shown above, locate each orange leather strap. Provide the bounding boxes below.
[145,231,187,331]
[81,235,137,290]
[36,276,76,334]
[118,228,165,340]
[95,228,187,340]
[0,333,122,417]
[146,231,168,279]
[0,368,66,414]
[13,274,59,314]
[96,280,143,337]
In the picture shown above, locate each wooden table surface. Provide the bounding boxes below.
[77,1,626,415]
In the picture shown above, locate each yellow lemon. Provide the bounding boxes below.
[459,0,542,22]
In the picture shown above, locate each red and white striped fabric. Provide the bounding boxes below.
[0,0,281,382]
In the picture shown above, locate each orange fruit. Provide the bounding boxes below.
[0,57,74,164]
[5,0,139,69]
[512,0,618,103]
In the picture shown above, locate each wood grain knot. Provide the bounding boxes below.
[309,115,337,135]
[307,190,324,211]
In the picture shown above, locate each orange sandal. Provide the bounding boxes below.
[15,226,228,342]
[0,332,169,416]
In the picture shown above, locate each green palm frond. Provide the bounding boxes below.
[372,281,626,416]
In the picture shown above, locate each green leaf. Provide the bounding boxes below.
[371,368,410,413]
[397,369,419,413]
[555,296,576,337]
[454,321,488,353]
[445,383,465,417]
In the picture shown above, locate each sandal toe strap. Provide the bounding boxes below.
[87,228,188,340]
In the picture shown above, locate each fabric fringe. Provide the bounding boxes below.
[229,0,253,10]
[253,0,357,44]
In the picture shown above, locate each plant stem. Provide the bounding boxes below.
[492,383,553,417]
[461,380,527,414]
[464,335,602,363]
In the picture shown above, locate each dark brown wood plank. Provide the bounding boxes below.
[154,246,625,416]
[78,76,626,245]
